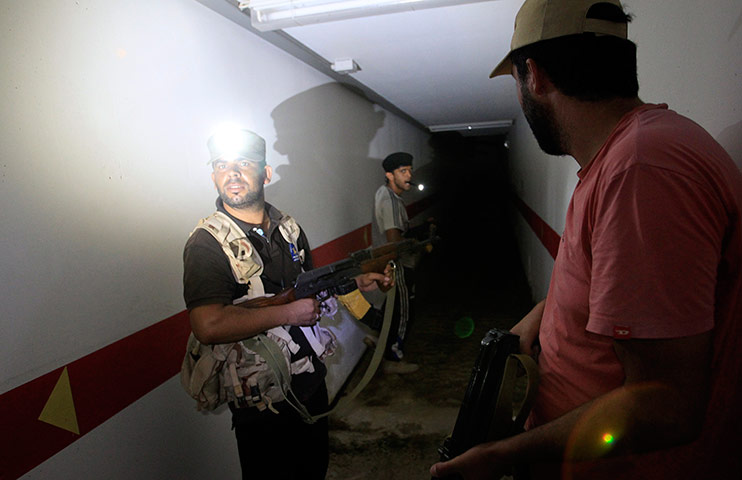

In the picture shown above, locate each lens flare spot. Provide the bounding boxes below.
[454,316,475,338]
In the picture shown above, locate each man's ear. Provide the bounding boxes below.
[525,58,552,97]
[263,165,273,185]
[384,171,393,183]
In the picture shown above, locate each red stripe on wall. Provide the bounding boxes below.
[311,224,372,267]
[511,194,561,260]
[0,311,191,480]
[2,193,559,479]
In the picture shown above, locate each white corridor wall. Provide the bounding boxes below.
[0,0,431,477]
[505,0,742,300]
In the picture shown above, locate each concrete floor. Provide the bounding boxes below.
[325,221,534,480]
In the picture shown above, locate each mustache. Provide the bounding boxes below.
[224,180,248,187]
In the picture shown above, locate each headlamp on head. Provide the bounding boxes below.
[207,124,266,165]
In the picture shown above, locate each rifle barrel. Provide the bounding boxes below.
[237,237,436,308]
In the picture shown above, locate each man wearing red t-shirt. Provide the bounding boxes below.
[431,1,742,479]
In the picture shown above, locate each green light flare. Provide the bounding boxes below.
[454,316,475,338]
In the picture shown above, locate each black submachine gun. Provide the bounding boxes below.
[435,328,538,480]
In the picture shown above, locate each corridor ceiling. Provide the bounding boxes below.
[196,0,524,136]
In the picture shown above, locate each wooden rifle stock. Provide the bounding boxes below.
[359,252,397,274]
[238,288,298,309]
[237,238,435,309]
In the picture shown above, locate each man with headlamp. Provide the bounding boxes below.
[183,125,391,479]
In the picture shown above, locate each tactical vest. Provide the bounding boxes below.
[180,211,336,418]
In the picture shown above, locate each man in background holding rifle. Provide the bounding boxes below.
[183,126,392,480]
[371,152,432,374]
[431,0,742,479]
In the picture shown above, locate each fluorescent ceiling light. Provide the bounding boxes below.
[239,0,494,32]
[428,120,513,133]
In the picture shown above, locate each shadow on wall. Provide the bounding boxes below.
[717,120,742,171]
[268,83,386,234]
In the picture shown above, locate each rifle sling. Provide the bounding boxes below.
[310,263,398,421]
[242,334,315,422]
[489,353,539,440]
[322,270,397,418]
[251,262,398,424]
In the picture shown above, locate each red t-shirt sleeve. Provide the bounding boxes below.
[587,163,722,339]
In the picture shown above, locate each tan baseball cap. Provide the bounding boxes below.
[489,0,628,78]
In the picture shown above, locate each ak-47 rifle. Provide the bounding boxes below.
[435,328,539,480]
[239,237,436,314]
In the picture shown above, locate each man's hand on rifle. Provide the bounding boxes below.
[354,263,395,293]
[430,440,511,480]
[510,299,545,359]
[284,298,322,326]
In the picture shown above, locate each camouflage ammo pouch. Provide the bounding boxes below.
[181,332,223,411]
[180,324,336,419]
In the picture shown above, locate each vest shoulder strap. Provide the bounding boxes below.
[191,212,263,286]
[277,214,306,265]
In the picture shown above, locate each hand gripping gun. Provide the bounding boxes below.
[240,237,436,318]
[434,328,539,480]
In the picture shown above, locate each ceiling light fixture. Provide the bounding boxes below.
[330,58,361,74]
[239,0,493,32]
[428,120,513,133]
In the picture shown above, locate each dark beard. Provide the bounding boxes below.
[520,83,567,156]
[218,182,263,210]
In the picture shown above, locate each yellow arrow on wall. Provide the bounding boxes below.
[38,367,80,435]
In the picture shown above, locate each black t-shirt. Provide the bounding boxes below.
[182,200,326,401]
